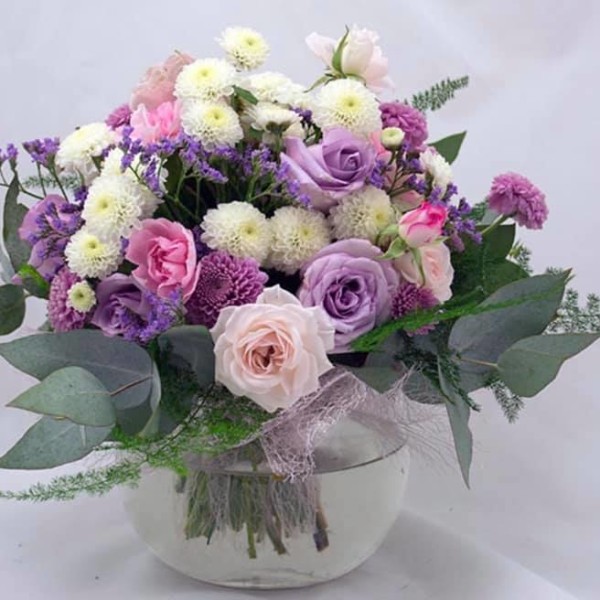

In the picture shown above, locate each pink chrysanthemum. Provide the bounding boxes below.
[185,251,268,328]
[379,102,428,150]
[47,268,87,332]
[488,172,548,230]
[392,281,438,336]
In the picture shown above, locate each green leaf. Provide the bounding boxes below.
[380,236,406,260]
[438,363,472,487]
[0,330,154,410]
[449,272,568,392]
[497,333,600,397]
[232,85,259,105]
[484,260,528,295]
[331,26,350,74]
[159,325,215,389]
[0,416,111,470]
[431,131,466,164]
[3,177,31,272]
[17,264,50,299]
[0,284,25,335]
[8,366,116,427]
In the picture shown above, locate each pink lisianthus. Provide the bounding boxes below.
[211,286,335,412]
[130,51,194,111]
[125,218,200,301]
[130,100,182,144]
[397,202,448,247]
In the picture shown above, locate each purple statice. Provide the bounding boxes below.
[380,102,428,150]
[191,226,212,258]
[22,137,60,168]
[133,290,183,343]
[106,104,132,130]
[185,251,268,328]
[368,157,388,189]
[488,172,548,230]
[445,198,481,247]
[73,185,89,205]
[0,143,18,167]
[47,268,87,332]
[391,281,438,335]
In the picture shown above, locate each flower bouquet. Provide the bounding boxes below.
[0,24,598,589]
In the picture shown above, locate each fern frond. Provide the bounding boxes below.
[410,76,470,113]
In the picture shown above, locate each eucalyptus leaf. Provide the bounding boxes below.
[0,284,25,335]
[0,416,112,470]
[3,177,31,272]
[8,366,116,427]
[431,131,466,164]
[497,333,600,397]
[0,330,154,410]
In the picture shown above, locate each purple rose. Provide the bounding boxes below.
[280,128,376,212]
[18,194,82,280]
[298,239,399,352]
[91,274,150,337]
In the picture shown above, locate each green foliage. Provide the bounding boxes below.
[22,173,81,191]
[232,85,259,106]
[509,243,533,275]
[3,177,30,273]
[488,379,524,423]
[431,131,466,164]
[0,284,25,335]
[548,288,600,334]
[410,76,470,113]
[17,265,50,299]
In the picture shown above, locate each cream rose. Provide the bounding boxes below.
[394,242,454,303]
[210,286,335,412]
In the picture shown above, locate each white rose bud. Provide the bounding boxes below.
[380,127,405,150]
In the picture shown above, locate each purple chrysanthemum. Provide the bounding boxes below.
[380,102,428,150]
[488,172,548,230]
[47,268,87,332]
[185,252,268,328]
[106,104,132,130]
[392,281,438,336]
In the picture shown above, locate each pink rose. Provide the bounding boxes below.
[393,175,425,212]
[130,51,194,111]
[397,203,447,247]
[125,218,200,301]
[306,26,394,92]
[394,243,454,303]
[211,286,335,412]
[130,100,182,144]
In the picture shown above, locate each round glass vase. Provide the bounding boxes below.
[124,414,410,589]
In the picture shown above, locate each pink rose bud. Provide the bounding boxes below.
[397,202,447,248]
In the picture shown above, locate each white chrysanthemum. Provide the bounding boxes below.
[56,123,116,181]
[201,201,271,265]
[244,71,306,106]
[381,127,405,150]
[82,174,143,240]
[312,79,381,138]
[65,228,122,279]
[329,186,395,243]
[174,58,237,101]
[269,206,331,274]
[101,148,162,217]
[420,148,453,192]
[67,281,96,313]
[181,101,243,148]
[247,102,301,132]
[218,27,269,70]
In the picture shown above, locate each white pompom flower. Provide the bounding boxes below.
[65,228,122,279]
[82,174,143,240]
[67,281,96,313]
[181,101,243,148]
[329,186,395,243]
[244,71,306,106]
[218,27,270,71]
[201,201,272,265]
[312,79,381,138]
[269,206,331,274]
[174,58,237,101]
[420,147,453,192]
[56,123,116,182]
[247,102,301,132]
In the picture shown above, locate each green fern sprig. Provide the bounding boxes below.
[410,76,470,113]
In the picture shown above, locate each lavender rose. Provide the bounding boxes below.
[281,128,376,212]
[298,238,399,351]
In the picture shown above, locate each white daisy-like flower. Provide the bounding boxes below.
[269,206,331,274]
[201,201,271,265]
[174,58,237,101]
[244,71,306,106]
[247,102,301,132]
[65,228,122,279]
[56,123,116,181]
[181,100,244,148]
[312,79,381,138]
[82,174,143,240]
[329,186,395,243]
[420,147,453,192]
[380,127,405,150]
[67,281,96,313]
[218,27,270,71]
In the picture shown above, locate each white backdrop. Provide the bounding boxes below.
[1,1,599,598]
